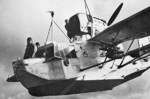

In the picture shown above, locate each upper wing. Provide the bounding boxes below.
[89,7,150,45]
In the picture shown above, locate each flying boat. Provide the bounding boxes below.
[7,0,150,96]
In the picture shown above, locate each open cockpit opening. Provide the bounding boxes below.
[35,42,77,60]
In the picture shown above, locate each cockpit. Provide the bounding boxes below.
[65,13,108,42]
[35,42,77,60]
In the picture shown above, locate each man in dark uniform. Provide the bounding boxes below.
[23,37,35,59]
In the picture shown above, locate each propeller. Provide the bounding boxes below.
[107,3,123,26]
[46,11,54,17]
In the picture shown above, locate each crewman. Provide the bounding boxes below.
[23,37,35,59]
[35,42,40,49]
[34,42,40,57]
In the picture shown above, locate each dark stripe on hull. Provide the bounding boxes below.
[28,79,123,96]
[124,69,148,82]
[28,69,148,96]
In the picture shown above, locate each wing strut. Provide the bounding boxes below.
[83,31,120,70]
[121,49,150,68]
[118,33,139,69]
[109,30,120,68]
[100,30,120,68]
[81,41,150,72]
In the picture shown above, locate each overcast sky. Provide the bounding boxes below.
[1,0,150,99]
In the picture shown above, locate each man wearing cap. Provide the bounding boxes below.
[23,37,35,59]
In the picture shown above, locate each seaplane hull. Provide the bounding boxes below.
[13,58,150,96]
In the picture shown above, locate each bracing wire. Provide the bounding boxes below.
[53,21,71,43]
[45,11,71,45]
[45,20,53,45]
[45,11,54,45]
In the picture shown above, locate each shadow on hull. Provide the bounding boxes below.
[28,69,148,96]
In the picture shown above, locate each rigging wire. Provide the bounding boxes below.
[53,21,71,43]
[51,17,53,42]
[45,11,54,45]
[45,11,71,44]
[45,19,53,45]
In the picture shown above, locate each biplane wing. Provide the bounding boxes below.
[89,7,150,45]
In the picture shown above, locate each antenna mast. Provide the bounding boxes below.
[84,0,91,16]
[84,0,93,37]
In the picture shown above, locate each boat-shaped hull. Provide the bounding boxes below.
[15,66,148,96]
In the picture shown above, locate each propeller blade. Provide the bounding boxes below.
[46,11,54,17]
[107,3,123,26]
